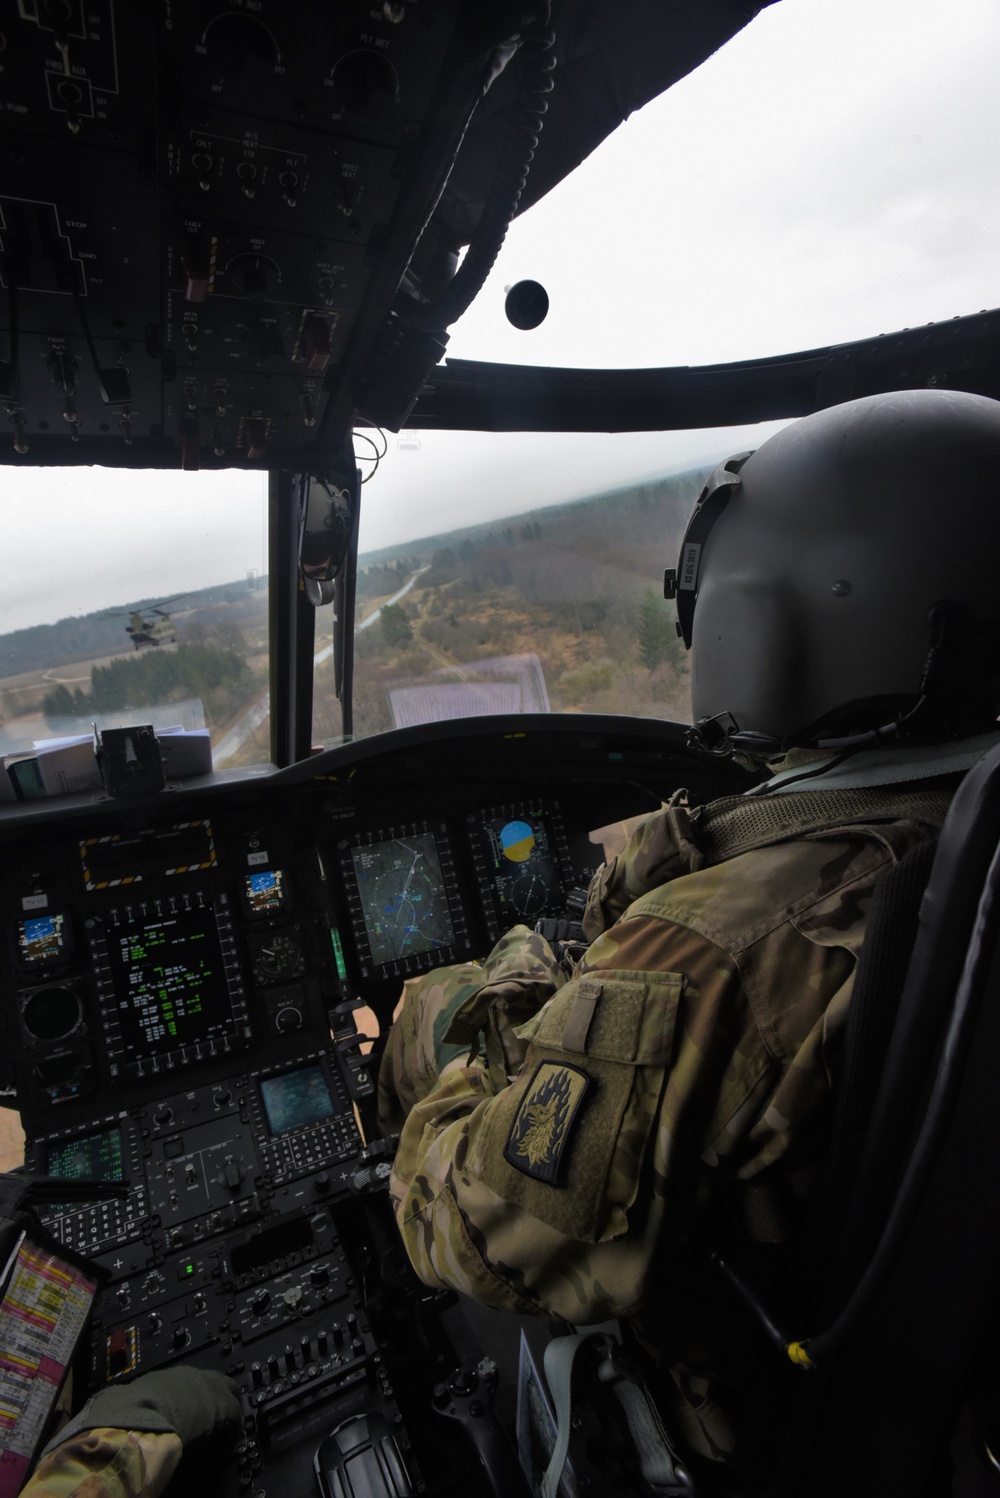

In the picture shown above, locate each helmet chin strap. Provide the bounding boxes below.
[689,697,933,761]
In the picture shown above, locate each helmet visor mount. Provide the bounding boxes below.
[664,452,754,649]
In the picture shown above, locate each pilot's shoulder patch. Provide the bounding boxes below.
[502,1059,592,1186]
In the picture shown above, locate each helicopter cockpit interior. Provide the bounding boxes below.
[3,2,1000,1495]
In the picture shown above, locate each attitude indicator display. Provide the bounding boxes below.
[16,912,70,968]
[471,801,572,942]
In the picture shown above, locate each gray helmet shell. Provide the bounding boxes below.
[686,389,1000,744]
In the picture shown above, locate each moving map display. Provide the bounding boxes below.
[473,804,567,939]
[351,831,455,966]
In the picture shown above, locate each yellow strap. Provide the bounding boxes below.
[785,1341,816,1369]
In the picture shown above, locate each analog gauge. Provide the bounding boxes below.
[252,933,303,985]
[21,984,82,1042]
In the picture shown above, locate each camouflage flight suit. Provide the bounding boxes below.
[18,1369,240,1498]
[19,1429,183,1498]
[380,783,955,1458]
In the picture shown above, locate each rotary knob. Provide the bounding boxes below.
[216,1160,246,1191]
[226,253,279,301]
[251,1289,271,1316]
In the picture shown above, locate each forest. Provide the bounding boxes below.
[314,466,707,743]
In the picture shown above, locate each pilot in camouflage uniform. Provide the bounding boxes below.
[378,389,1000,1460]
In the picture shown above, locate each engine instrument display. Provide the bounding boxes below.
[46,1126,124,1184]
[260,1063,335,1136]
[350,831,455,966]
[101,906,236,1061]
[470,802,572,942]
[17,912,69,967]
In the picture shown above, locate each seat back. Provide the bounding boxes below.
[776,742,1000,1495]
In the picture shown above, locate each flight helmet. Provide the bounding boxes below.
[665,389,1000,756]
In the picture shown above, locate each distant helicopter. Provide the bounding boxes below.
[103,597,191,650]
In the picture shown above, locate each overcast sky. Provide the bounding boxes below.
[2,0,999,631]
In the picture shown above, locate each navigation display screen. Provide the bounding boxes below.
[17,912,69,967]
[475,809,565,927]
[104,906,234,1060]
[46,1127,124,1184]
[352,832,455,965]
[260,1064,335,1136]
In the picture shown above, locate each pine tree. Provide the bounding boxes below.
[636,587,673,672]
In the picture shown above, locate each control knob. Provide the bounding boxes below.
[216,1160,246,1192]
[153,1104,174,1127]
[226,253,279,301]
[250,1289,271,1316]
[309,1264,329,1288]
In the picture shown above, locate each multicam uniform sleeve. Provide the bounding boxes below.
[19,1428,183,1498]
[389,849,863,1325]
[20,1368,242,1498]
[377,926,574,1135]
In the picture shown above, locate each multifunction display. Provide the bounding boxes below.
[89,893,252,1077]
[260,1063,335,1136]
[46,1126,124,1185]
[17,912,69,968]
[244,869,287,920]
[337,821,471,979]
[105,907,232,1057]
[470,801,573,943]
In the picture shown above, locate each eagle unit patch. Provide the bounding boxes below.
[503,1060,592,1186]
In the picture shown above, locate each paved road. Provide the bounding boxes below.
[314,565,430,662]
[216,566,430,762]
[213,694,271,764]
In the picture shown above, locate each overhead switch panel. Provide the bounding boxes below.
[0,0,481,474]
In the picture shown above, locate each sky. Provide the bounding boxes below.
[2,0,999,630]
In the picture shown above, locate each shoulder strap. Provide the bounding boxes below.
[694,787,953,867]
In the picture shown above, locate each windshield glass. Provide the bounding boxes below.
[312,422,787,744]
[0,469,268,786]
[311,0,1000,747]
[446,0,1000,372]
[2,0,996,772]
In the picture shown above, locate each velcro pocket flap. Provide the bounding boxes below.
[529,968,682,1065]
[476,968,682,1243]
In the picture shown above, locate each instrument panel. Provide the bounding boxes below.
[0,715,753,1495]
[2,787,598,1120]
